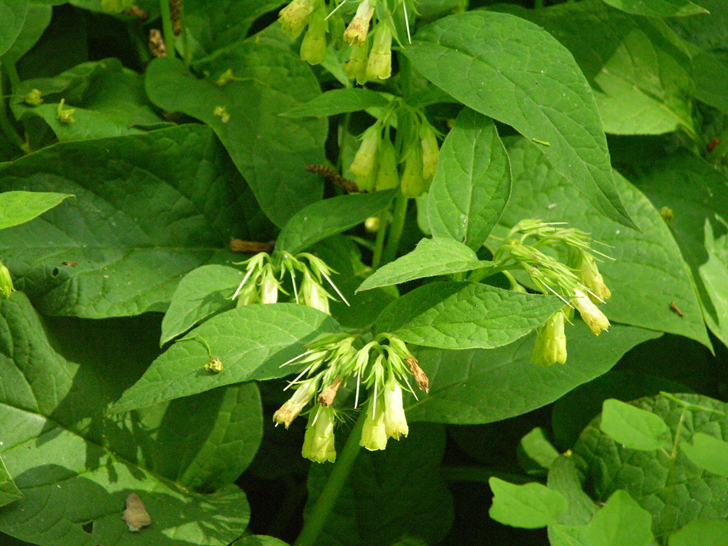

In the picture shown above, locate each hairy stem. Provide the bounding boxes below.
[294,412,366,546]
[381,193,408,265]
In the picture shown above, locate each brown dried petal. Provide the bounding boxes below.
[317,375,344,407]
[406,357,429,393]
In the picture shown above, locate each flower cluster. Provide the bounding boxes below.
[492,219,613,366]
[348,113,440,197]
[273,333,429,463]
[232,251,348,314]
[279,0,413,84]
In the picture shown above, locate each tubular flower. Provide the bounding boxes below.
[579,253,611,303]
[259,266,280,304]
[573,289,610,335]
[301,270,331,314]
[383,380,408,440]
[300,6,328,65]
[360,394,388,451]
[375,138,400,191]
[274,379,318,429]
[279,0,317,39]
[302,404,337,463]
[344,0,376,45]
[0,262,13,299]
[344,42,370,85]
[531,309,567,366]
[420,123,440,181]
[365,24,392,81]
[349,124,381,192]
[400,146,425,198]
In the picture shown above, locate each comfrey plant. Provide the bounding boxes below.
[274,333,428,462]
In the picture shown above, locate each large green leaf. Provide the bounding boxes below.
[587,490,654,546]
[160,265,243,346]
[405,323,660,424]
[517,1,695,136]
[0,4,51,64]
[274,191,395,256]
[183,0,281,59]
[670,519,728,546]
[403,10,634,228]
[0,1,27,56]
[11,59,166,142]
[110,303,341,414]
[426,108,511,250]
[631,153,728,348]
[600,399,672,451]
[489,478,568,529]
[305,423,453,546]
[0,458,22,508]
[356,238,487,292]
[572,393,728,541]
[145,53,327,227]
[282,89,391,118]
[0,293,251,545]
[494,137,710,347]
[600,0,707,18]
[0,125,270,318]
[374,282,564,350]
[0,191,72,230]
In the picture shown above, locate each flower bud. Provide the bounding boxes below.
[420,124,439,181]
[57,99,75,124]
[579,253,611,302]
[302,271,331,314]
[364,216,380,232]
[365,24,392,81]
[360,395,387,451]
[531,310,567,366]
[400,147,425,198]
[573,289,610,336]
[205,358,224,373]
[24,89,43,106]
[0,263,14,299]
[274,380,317,428]
[259,267,280,304]
[302,405,337,463]
[279,0,317,39]
[300,7,327,66]
[213,105,230,123]
[375,138,399,191]
[383,382,408,440]
[344,0,375,45]
[235,283,258,307]
[349,124,381,192]
[344,43,369,86]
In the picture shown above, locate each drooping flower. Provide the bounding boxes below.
[365,24,392,81]
[301,270,331,314]
[400,146,425,198]
[360,394,388,451]
[279,0,317,39]
[344,42,370,86]
[383,380,408,440]
[259,266,280,304]
[349,124,381,192]
[579,253,611,303]
[274,379,318,429]
[420,123,440,181]
[573,289,610,335]
[344,0,376,45]
[375,138,399,191]
[300,6,328,65]
[302,404,337,463]
[531,309,567,366]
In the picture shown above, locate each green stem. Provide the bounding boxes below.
[0,65,24,150]
[381,193,408,265]
[295,412,366,546]
[371,209,389,270]
[159,0,175,57]
[5,61,20,91]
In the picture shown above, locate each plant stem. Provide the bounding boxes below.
[294,412,366,546]
[381,193,408,265]
[371,209,389,270]
[0,65,24,150]
[5,61,20,91]
[159,0,175,57]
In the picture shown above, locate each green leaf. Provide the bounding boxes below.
[237,537,290,546]
[145,53,327,227]
[0,458,22,508]
[0,1,27,56]
[549,524,593,546]
[488,478,568,529]
[0,293,250,545]
[571,393,728,540]
[160,265,244,345]
[601,0,707,17]
[282,88,391,118]
[274,191,395,256]
[587,490,654,546]
[680,433,728,478]
[0,191,72,230]
[110,303,341,413]
[600,399,672,451]
[356,238,487,292]
[426,108,511,250]
[405,323,660,424]
[0,4,51,64]
[494,137,711,348]
[632,153,728,348]
[182,0,281,59]
[374,282,564,350]
[305,423,453,546]
[0,125,270,318]
[403,10,634,228]
[12,59,167,142]
[669,519,728,546]
[547,456,599,526]
[518,1,695,136]
[519,427,560,471]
